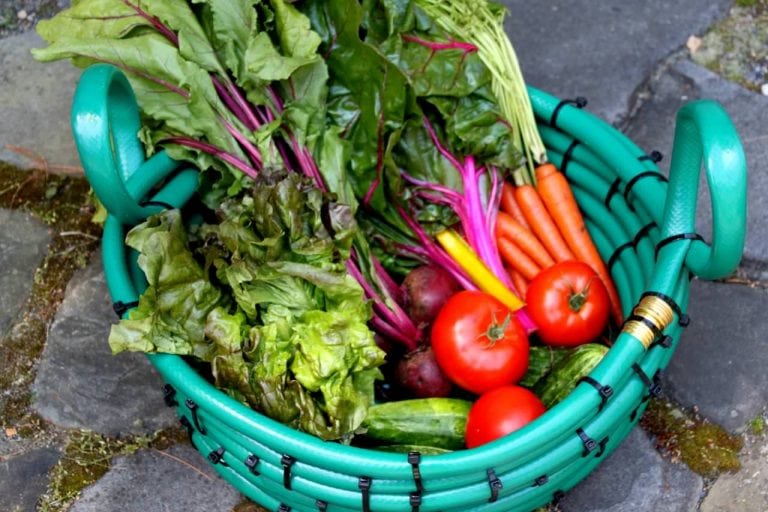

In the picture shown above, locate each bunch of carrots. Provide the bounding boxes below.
[495,163,623,325]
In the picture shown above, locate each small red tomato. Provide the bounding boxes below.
[465,385,546,448]
[431,291,529,394]
[526,261,610,347]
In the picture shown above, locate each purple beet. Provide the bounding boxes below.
[402,265,462,329]
[396,345,453,398]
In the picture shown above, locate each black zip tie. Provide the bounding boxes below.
[655,232,705,260]
[649,334,674,350]
[638,150,664,163]
[487,469,503,503]
[410,492,422,512]
[604,178,622,208]
[281,455,296,490]
[549,96,588,127]
[560,139,581,177]
[606,221,658,271]
[578,376,613,411]
[162,384,178,407]
[534,475,549,487]
[244,454,260,475]
[184,398,206,434]
[277,504,291,512]
[408,451,425,494]
[112,300,138,318]
[358,476,372,512]
[140,199,176,210]
[178,416,197,450]
[552,490,566,506]
[623,171,668,205]
[641,291,689,326]
[632,363,663,400]
[630,405,640,422]
[625,314,663,341]
[208,447,227,466]
[596,437,610,457]
[576,428,598,456]
[315,500,328,512]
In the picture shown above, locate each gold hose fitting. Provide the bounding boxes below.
[621,295,675,349]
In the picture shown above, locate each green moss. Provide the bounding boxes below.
[0,163,101,428]
[641,399,743,478]
[747,414,766,436]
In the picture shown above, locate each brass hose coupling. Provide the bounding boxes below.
[621,295,675,349]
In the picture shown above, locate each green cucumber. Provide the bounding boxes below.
[519,346,570,388]
[362,398,471,450]
[535,343,609,408]
[375,444,453,455]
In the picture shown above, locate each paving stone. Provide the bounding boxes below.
[624,58,768,280]
[0,208,50,337]
[700,433,768,512]
[32,253,176,435]
[663,279,768,432]
[0,447,61,512]
[69,444,242,512]
[0,30,81,169]
[503,0,731,124]
[560,426,703,512]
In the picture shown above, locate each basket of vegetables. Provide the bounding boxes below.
[36,0,747,510]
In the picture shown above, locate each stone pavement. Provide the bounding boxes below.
[1,1,767,511]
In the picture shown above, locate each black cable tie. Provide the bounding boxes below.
[604,178,622,208]
[277,504,291,512]
[550,96,588,127]
[638,150,664,163]
[578,376,613,411]
[649,334,674,350]
[358,476,372,512]
[184,398,206,434]
[655,232,705,260]
[632,363,664,400]
[408,451,424,494]
[596,437,610,457]
[625,314,663,340]
[534,475,549,487]
[162,384,178,407]
[112,300,139,318]
[606,221,657,271]
[282,455,296,490]
[244,454,260,475]
[576,428,598,456]
[315,500,328,512]
[552,490,566,506]
[640,291,689,326]
[624,171,668,205]
[560,139,581,177]
[140,199,176,210]
[178,416,197,450]
[629,406,640,422]
[410,492,422,512]
[487,469,503,503]
[208,447,227,466]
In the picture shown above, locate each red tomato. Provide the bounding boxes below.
[430,291,529,394]
[526,261,610,347]
[465,385,545,448]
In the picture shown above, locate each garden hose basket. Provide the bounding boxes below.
[73,64,747,512]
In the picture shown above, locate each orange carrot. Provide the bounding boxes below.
[535,163,623,323]
[495,211,555,269]
[500,182,531,230]
[497,236,541,281]
[508,268,529,298]
[514,183,575,263]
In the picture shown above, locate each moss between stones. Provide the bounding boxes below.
[0,163,100,429]
[37,426,194,512]
[641,398,743,478]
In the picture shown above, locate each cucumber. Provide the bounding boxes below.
[362,398,472,450]
[375,444,453,455]
[535,343,609,408]
[519,346,570,388]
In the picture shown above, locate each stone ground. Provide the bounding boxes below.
[1,1,768,511]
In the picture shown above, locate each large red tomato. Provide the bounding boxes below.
[526,261,610,347]
[465,385,546,448]
[430,291,529,394]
